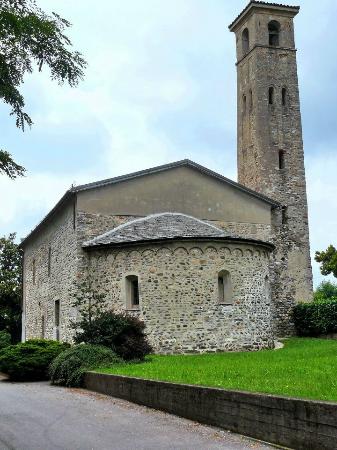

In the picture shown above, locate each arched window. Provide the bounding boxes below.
[126,275,140,309]
[218,270,233,305]
[265,276,271,302]
[279,150,285,170]
[249,89,253,112]
[242,28,249,55]
[282,87,287,106]
[268,20,280,46]
[268,87,274,105]
[242,94,247,114]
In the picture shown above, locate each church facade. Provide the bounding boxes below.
[20,1,313,353]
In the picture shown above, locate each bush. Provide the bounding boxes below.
[0,339,69,381]
[49,344,122,387]
[73,311,152,360]
[314,281,337,302]
[0,330,11,350]
[293,300,337,336]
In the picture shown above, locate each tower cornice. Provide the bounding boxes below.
[229,1,299,32]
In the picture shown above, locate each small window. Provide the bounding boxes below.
[32,259,36,285]
[269,87,274,105]
[218,270,233,305]
[281,206,288,225]
[249,89,253,112]
[282,87,287,106]
[268,20,280,46]
[126,275,140,309]
[265,276,271,301]
[242,28,249,55]
[279,150,285,170]
[242,94,247,114]
[41,314,45,338]
[55,300,60,341]
[48,247,51,277]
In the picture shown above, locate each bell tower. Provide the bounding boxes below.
[229,2,313,334]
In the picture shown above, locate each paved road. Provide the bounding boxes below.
[0,377,275,450]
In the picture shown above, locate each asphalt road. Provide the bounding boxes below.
[0,376,275,450]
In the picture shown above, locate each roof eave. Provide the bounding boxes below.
[19,189,76,248]
[229,2,300,32]
[83,236,275,252]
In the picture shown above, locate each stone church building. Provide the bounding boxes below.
[21,1,313,353]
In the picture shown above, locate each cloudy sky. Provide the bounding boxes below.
[1,0,336,287]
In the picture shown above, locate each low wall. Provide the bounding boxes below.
[84,372,337,450]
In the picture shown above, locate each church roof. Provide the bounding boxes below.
[83,212,274,250]
[229,1,300,31]
[20,159,280,248]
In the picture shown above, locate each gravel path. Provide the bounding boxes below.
[0,376,275,450]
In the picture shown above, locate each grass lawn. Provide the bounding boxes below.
[96,338,337,402]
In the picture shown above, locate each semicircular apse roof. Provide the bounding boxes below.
[82,212,237,248]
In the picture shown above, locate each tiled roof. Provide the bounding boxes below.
[229,1,300,30]
[83,212,274,249]
[83,213,235,248]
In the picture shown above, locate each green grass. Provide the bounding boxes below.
[96,338,337,402]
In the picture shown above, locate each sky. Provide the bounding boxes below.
[0,0,337,288]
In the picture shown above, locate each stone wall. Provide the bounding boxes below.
[23,201,78,342]
[85,239,273,353]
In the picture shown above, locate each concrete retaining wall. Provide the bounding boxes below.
[84,372,337,450]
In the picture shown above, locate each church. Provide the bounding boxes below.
[20,1,313,353]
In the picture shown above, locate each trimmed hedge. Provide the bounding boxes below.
[0,339,69,381]
[293,300,337,337]
[49,344,122,387]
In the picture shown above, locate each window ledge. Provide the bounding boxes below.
[218,303,233,306]
[125,308,140,312]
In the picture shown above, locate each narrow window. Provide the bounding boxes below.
[269,87,274,105]
[32,259,36,285]
[55,300,60,341]
[126,275,140,309]
[249,89,253,112]
[265,276,271,301]
[281,206,288,225]
[242,94,247,114]
[41,314,45,338]
[282,87,287,106]
[268,20,280,46]
[242,28,249,55]
[279,150,285,170]
[218,270,233,305]
[48,246,51,277]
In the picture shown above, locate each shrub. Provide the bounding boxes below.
[0,339,69,381]
[293,300,337,337]
[73,311,152,360]
[49,344,122,387]
[314,281,337,302]
[0,330,11,350]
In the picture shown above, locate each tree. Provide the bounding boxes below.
[0,0,86,178]
[315,245,337,278]
[0,233,22,342]
[314,281,337,302]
